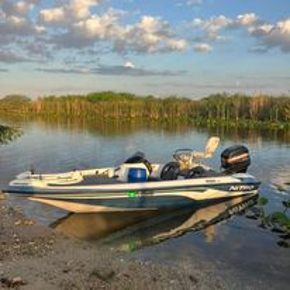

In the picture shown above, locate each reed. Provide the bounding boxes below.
[1,92,290,126]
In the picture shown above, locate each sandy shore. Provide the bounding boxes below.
[1,194,288,290]
[0,195,231,290]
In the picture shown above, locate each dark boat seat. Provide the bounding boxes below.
[160,162,180,180]
[124,151,152,173]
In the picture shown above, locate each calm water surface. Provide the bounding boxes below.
[0,116,290,288]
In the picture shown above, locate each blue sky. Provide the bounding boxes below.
[0,0,290,98]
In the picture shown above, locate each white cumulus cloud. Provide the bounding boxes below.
[0,0,39,17]
[39,7,66,24]
[194,43,212,53]
[192,13,259,41]
[237,13,258,26]
[52,13,188,54]
[39,0,101,25]
[124,61,135,68]
[114,15,188,53]
[250,18,290,52]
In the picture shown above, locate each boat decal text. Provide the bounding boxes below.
[229,185,255,191]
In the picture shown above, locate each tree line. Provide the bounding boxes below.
[0,92,290,125]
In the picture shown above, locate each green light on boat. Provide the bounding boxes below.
[128,191,137,198]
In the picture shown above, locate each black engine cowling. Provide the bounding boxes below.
[221,145,251,174]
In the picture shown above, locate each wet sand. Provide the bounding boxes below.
[0,195,287,290]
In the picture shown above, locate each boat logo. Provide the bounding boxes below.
[205,179,216,183]
[229,185,255,191]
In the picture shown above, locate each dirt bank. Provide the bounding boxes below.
[0,196,232,290]
[1,196,288,290]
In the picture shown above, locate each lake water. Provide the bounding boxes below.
[0,116,290,288]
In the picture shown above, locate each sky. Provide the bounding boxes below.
[0,0,290,98]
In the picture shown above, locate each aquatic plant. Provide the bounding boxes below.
[247,196,290,248]
[0,125,23,145]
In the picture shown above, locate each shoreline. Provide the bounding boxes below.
[1,111,290,130]
[1,196,289,290]
[0,196,225,290]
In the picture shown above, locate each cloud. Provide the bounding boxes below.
[236,13,259,26]
[1,1,289,71]
[39,4,190,55]
[248,23,273,36]
[124,61,135,68]
[249,19,290,52]
[1,0,39,17]
[115,15,188,53]
[35,65,187,77]
[39,0,101,25]
[46,8,122,49]
[39,7,65,25]
[0,16,44,37]
[0,49,30,63]
[50,12,188,54]
[177,0,203,7]
[0,0,45,47]
[187,0,203,5]
[248,46,269,54]
[69,0,101,19]
[189,13,290,53]
[190,12,290,54]
[23,41,53,60]
[193,43,212,53]
[192,15,233,40]
[192,13,259,41]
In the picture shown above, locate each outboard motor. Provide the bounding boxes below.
[221,145,251,174]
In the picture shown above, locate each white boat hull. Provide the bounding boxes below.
[5,166,260,213]
[27,189,258,213]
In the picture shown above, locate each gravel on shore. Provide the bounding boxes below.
[1,196,288,290]
[0,192,5,200]
[0,197,230,290]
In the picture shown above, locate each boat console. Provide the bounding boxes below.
[112,137,252,182]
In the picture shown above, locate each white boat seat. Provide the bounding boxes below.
[191,136,220,159]
[173,136,220,170]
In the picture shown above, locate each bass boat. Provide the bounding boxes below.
[4,137,260,213]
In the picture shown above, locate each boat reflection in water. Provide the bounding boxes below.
[51,194,258,251]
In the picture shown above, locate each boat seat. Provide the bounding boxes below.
[124,151,152,173]
[160,162,180,180]
[185,167,219,178]
[173,136,220,170]
[191,136,220,159]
